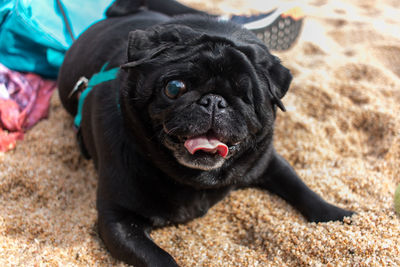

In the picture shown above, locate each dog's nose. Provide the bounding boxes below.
[198,94,227,112]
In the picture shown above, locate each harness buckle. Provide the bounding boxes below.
[68,76,89,98]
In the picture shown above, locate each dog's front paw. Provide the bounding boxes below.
[306,203,354,223]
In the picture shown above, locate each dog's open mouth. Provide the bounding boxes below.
[184,133,229,158]
[164,129,240,170]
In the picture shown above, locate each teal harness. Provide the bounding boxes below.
[74,63,119,128]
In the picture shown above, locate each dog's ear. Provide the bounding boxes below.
[121,25,200,69]
[126,29,152,62]
[237,43,292,111]
[121,29,169,69]
[267,56,292,111]
[105,0,146,17]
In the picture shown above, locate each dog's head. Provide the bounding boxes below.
[120,16,292,182]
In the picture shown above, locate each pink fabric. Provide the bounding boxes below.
[0,63,56,152]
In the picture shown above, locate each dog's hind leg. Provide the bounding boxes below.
[147,0,209,16]
[106,0,210,18]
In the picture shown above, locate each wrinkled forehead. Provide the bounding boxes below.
[175,42,259,79]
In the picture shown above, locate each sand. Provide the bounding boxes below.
[1,0,399,266]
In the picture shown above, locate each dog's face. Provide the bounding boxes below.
[120,19,292,177]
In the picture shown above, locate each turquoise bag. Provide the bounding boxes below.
[0,0,114,78]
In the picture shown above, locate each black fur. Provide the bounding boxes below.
[58,8,353,267]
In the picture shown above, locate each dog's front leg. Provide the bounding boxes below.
[256,149,354,223]
[97,205,179,267]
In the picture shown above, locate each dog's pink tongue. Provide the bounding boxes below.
[184,135,228,158]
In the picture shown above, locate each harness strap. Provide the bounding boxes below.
[74,63,119,128]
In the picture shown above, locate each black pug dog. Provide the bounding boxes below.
[58,2,353,266]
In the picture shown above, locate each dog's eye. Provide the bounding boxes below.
[165,80,187,99]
